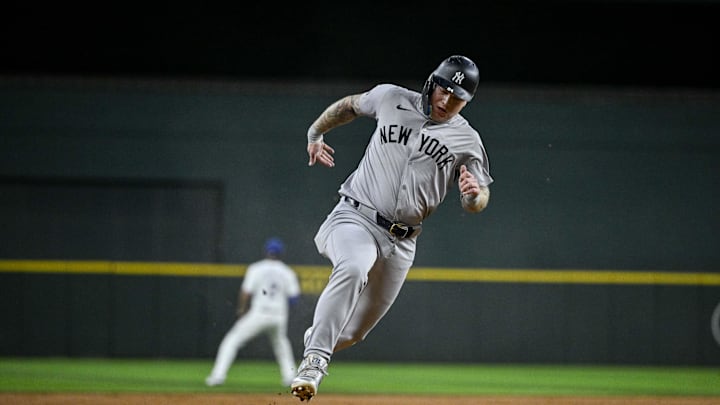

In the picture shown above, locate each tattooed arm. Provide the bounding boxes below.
[307,94,362,142]
[306,94,362,167]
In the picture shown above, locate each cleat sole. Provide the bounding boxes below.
[291,386,315,401]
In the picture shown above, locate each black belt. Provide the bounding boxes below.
[342,196,417,238]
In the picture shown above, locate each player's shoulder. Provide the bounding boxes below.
[445,113,476,132]
[439,115,485,143]
[368,83,417,99]
[282,263,298,278]
[244,260,261,275]
[246,258,274,270]
[268,259,295,274]
[361,83,419,113]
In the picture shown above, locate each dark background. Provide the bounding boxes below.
[2,1,719,365]
[2,1,719,88]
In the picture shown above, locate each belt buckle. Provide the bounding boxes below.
[389,223,409,238]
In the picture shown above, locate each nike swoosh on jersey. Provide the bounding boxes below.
[396,104,412,111]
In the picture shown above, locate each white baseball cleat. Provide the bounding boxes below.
[290,354,328,402]
[204,375,225,387]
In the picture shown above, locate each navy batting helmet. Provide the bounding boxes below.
[422,55,480,116]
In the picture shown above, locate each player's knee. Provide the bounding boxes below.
[335,263,368,287]
[348,333,365,346]
[335,333,365,352]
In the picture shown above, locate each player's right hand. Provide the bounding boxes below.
[308,142,335,167]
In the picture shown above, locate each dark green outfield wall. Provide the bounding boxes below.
[2,271,719,365]
[2,78,718,269]
[1,77,719,364]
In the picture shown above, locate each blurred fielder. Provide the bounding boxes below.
[206,237,301,387]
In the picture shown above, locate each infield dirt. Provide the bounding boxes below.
[1,394,718,405]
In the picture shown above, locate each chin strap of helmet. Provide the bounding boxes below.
[421,74,435,117]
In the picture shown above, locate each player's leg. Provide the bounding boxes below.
[268,319,296,386]
[206,312,265,386]
[304,222,378,359]
[292,222,377,400]
[334,237,415,352]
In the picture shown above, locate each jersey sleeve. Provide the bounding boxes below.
[467,157,493,187]
[285,266,301,298]
[240,264,257,294]
[356,84,396,118]
[467,132,493,187]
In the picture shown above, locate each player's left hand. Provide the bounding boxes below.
[308,141,335,167]
[459,165,480,197]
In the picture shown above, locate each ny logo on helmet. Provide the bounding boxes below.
[452,72,465,85]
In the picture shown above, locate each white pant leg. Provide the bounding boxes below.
[208,311,267,380]
[267,320,296,385]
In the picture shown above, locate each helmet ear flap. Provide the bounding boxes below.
[421,74,435,116]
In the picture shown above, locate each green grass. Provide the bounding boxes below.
[1,357,719,397]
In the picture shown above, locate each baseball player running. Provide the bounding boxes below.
[290,55,493,401]
[206,237,301,387]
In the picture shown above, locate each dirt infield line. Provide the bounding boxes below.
[1,393,718,405]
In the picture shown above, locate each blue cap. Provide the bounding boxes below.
[264,237,285,256]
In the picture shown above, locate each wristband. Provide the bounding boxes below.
[307,126,324,144]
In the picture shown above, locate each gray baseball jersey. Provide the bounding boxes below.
[304,83,493,361]
[339,83,493,226]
